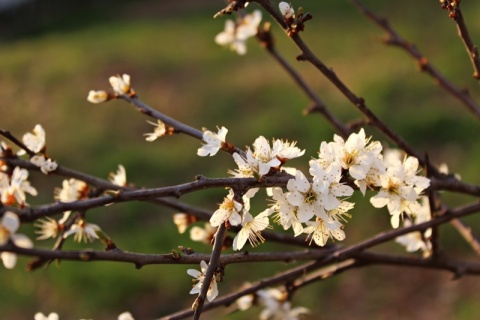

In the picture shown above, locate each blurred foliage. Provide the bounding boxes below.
[1,0,480,319]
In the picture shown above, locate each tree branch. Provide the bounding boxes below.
[352,0,480,118]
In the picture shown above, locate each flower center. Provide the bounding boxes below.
[343,150,359,167]
[303,190,317,204]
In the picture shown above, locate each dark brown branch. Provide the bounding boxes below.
[1,174,291,222]
[353,0,480,118]
[193,224,227,319]
[0,129,36,157]
[441,1,480,80]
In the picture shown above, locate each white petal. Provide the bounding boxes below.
[1,252,17,269]
[1,211,19,233]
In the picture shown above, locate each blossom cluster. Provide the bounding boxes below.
[214,10,262,55]
[193,127,430,251]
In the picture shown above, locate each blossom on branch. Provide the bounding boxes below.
[228,152,256,178]
[395,196,432,256]
[54,178,89,203]
[87,90,109,104]
[109,164,127,187]
[279,2,295,19]
[144,120,168,142]
[0,167,37,206]
[0,211,33,269]
[197,126,228,157]
[210,189,243,227]
[30,155,58,174]
[63,219,101,243]
[109,74,132,95]
[35,217,61,240]
[286,169,328,223]
[249,136,304,176]
[270,187,304,236]
[232,209,272,251]
[21,124,46,154]
[187,260,219,302]
[215,10,262,55]
[370,153,430,228]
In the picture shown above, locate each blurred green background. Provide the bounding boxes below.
[1,0,480,319]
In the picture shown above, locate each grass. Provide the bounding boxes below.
[1,0,480,319]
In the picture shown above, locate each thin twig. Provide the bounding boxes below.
[352,0,480,118]
[450,218,480,257]
[440,1,480,80]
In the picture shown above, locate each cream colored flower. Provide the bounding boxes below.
[22,124,45,153]
[187,260,219,302]
[0,211,33,269]
[109,164,127,187]
[109,74,131,95]
[232,209,271,251]
[87,90,109,103]
[31,155,58,174]
[63,219,100,243]
[0,167,37,206]
[35,217,61,240]
[197,126,228,157]
[144,120,167,142]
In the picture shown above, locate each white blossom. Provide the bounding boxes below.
[0,211,33,269]
[270,187,303,236]
[144,120,167,142]
[34,217,60,240]
[286,170,328,223]
[30,155,58,174]
[87,90,109,104]
[210,189,243,227]
[279,2,295,19]
[187,260,219,302]
[54,178,89,203]
[63,219,100,243]
[197,126,228,157]
[228,152,256,178]
[232,209,271,251]
[118,311,135,320]
[395,196,432,256]
[22,124,45,153]
[215,10,262,55]
[333,128,383,180]
[109,164,127,187]
[34,312,59,320]
[370,155,430,228]
[309,162,354,211]
[0,167,37,206]
[109,74,131,95]
[303,217,345,247]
